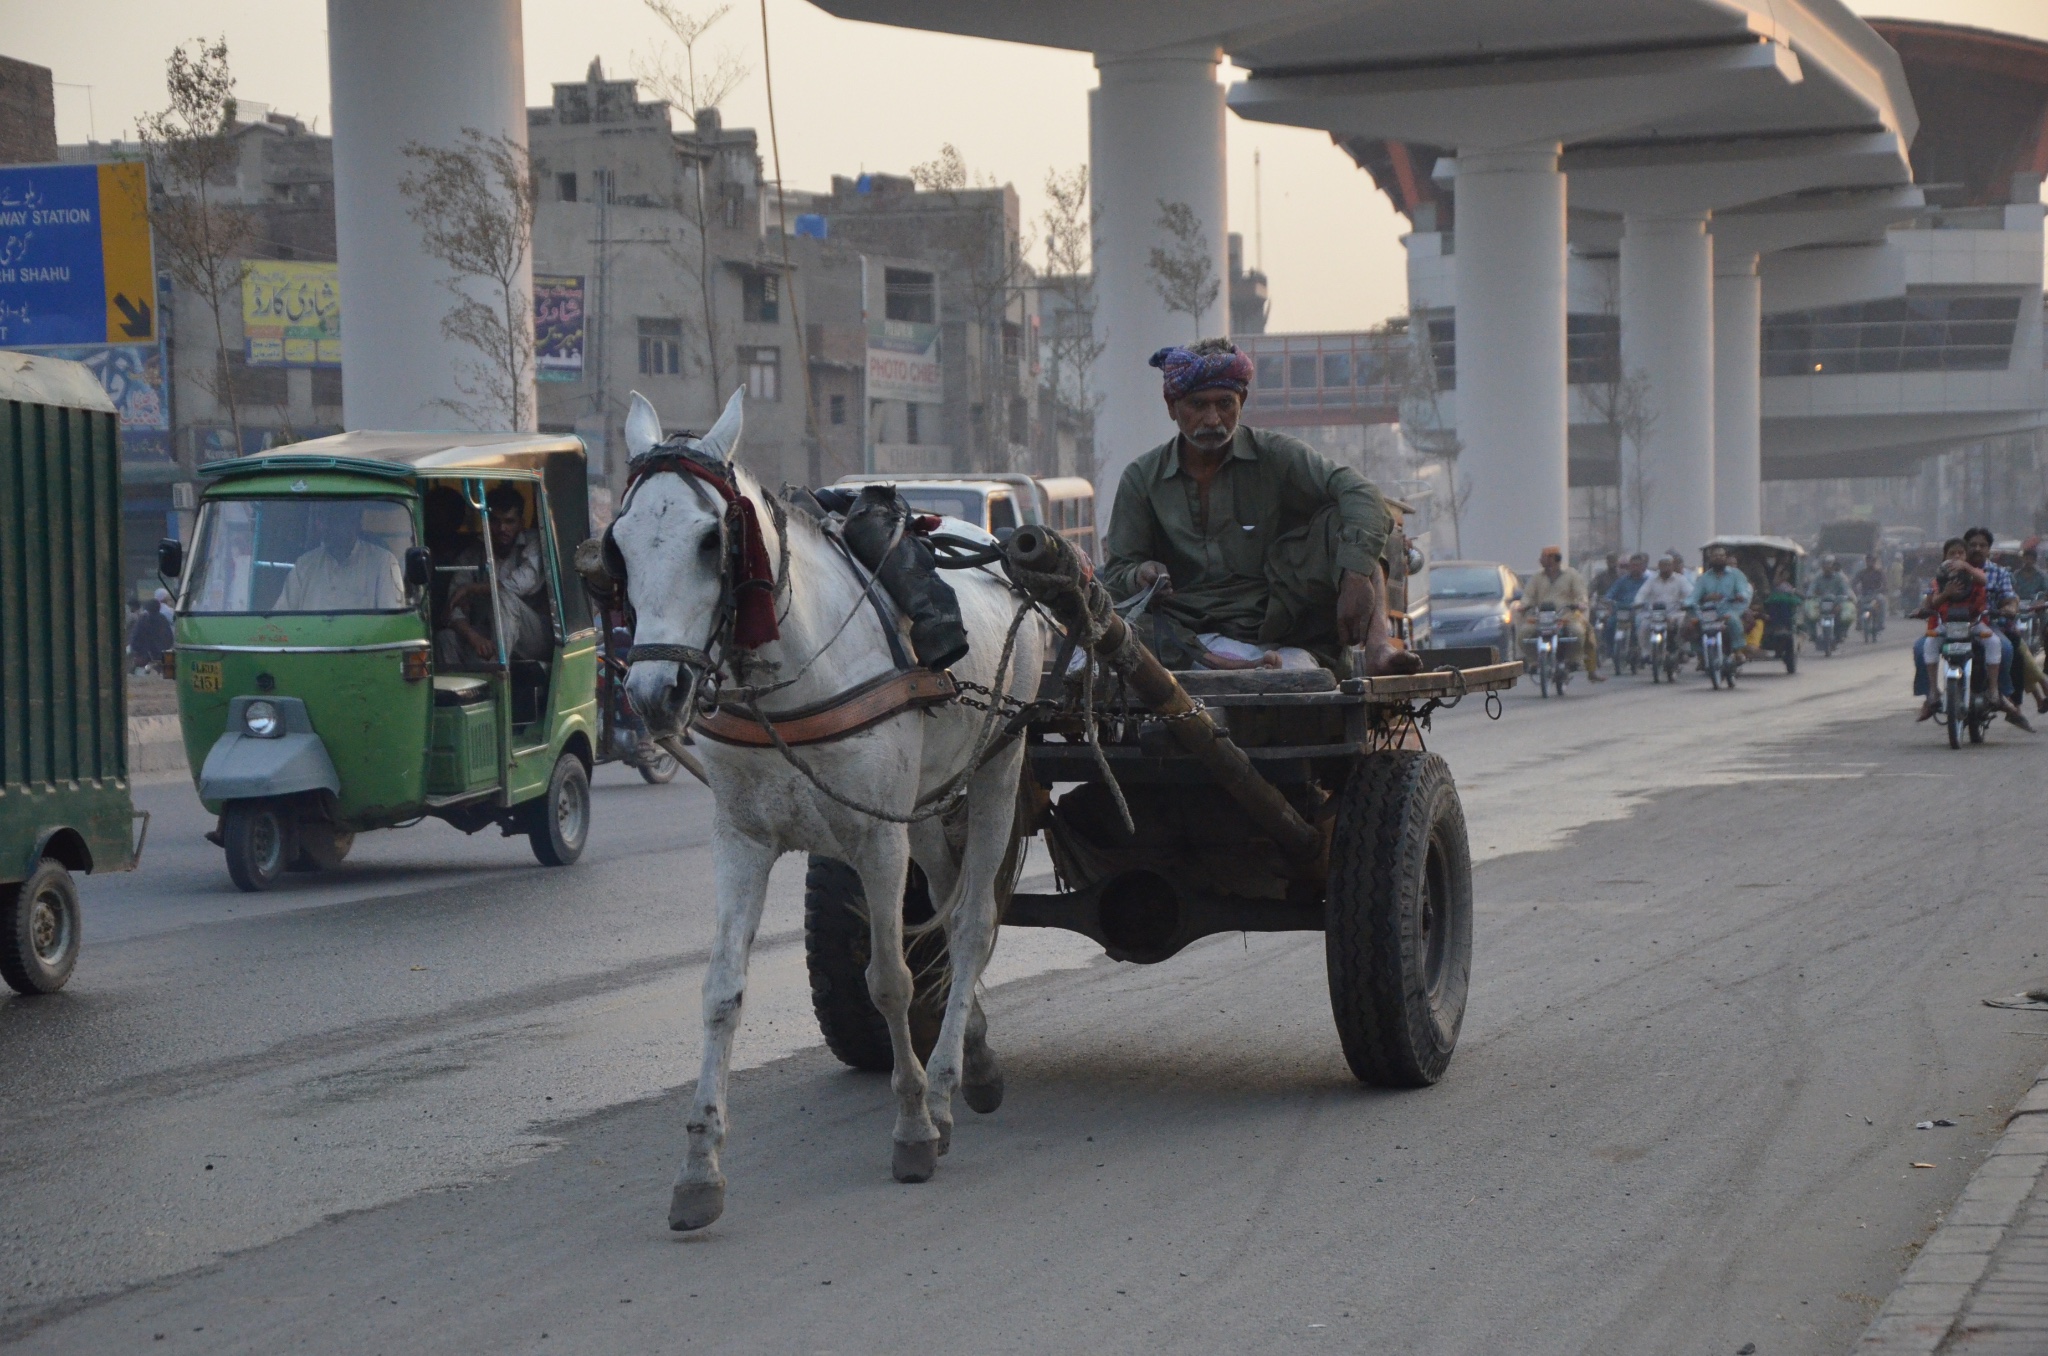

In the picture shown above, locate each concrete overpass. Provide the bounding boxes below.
[808,0,1918,567]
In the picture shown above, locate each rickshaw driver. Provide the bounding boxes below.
[276,501,405,612]
[446,484,552,663]
[1102,339,1422,676]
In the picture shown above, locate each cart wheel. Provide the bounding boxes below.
[223,800,289,893]
[527,752,591,866]
[0,860,81,994]
[1325,751,1473,1087]
[636,747,680,785]
[289,824,354,872]
[803,856,946,1072]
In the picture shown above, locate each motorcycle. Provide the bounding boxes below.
[1858,594,1883,643]
[1698,603,1736,690]
[1932,608,1991,749]
[1814,597,1842,657]
[1645,604,1682,684]
[1609,605,1641,677]
[1524,604,1576,698]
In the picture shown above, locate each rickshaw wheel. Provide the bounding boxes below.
[223,800,289,893]
[1325,751,1473,1088]
[527,753,591,866]
[636,748,680,785]
[803,856,945,1072]
[0,860,81,994]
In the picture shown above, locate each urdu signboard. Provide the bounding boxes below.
[865,319,942,404]
[533,275,585,382]
[0,161,156,347]
[242,260,340,366]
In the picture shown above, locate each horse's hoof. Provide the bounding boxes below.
[892,1138,938,1183]
[668,1179,726,1231]
[962,1067,1004,1114]
[934,1119,953,1156]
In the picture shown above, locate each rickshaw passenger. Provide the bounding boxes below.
[277,502,405,612]
[445,485,552,663]
[1101,339,1420,676]
[425,486,487,666]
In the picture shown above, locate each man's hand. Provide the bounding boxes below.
[457,621,494,660]
[1134,561,1174,597]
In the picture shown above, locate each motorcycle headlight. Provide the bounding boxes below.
[243,699,283,738]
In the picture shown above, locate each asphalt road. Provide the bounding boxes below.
[5,631,2046,1355]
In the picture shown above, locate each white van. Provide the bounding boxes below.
[834,473,1097,561]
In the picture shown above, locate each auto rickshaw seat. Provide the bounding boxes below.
[433,675,491,707]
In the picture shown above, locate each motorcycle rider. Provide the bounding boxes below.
[2012,541,2048,603]
[1601,552,1649,660]
[1853,551,1888,634]
[1808,553,1853,641]
[1963,525,2048,713]
[1688,544,1753,662]
[1517,545,1605,681]
[1631,552,1691,662]
[1917,551,2031,730]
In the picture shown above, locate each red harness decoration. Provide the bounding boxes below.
[631,456,781,648]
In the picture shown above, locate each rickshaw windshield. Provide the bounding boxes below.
[182,496,417,615]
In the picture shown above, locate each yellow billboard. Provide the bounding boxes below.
[242,260,340,367]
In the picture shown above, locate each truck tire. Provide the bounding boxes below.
[223,800,289,893]
[803,856,946,1072]
[1325,751,1473,1087]
[527,753,591,866]
[0,860,81,994]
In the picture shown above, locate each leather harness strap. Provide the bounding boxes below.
[693,668,957,748]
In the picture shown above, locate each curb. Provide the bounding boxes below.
[1858,1061,2048,1351]
[128,713,188,780]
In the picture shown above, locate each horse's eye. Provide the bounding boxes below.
[699,530,721,554]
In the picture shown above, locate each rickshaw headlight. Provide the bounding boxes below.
[243,700,282,738]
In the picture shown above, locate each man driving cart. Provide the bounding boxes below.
[1101,339,1422,677]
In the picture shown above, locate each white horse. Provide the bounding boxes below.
[612,389,1047,1231]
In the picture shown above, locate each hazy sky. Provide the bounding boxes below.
[9,0,2048,334]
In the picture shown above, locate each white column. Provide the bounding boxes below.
[1620,211,1716,556]
[1452,144,1569,572]
[1713,253,1762,535]
[1089,46,1228,522]
[328,0,533,431]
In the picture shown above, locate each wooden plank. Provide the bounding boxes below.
[1356,661,1521,701]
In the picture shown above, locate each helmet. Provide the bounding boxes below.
[1820,553,1838,569]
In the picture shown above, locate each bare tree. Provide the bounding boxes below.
[137,37,255,451]
[1584,360,1658,552]
[399,129,540,429]
[1147,200,1219,340]
[1039,165,1104,476]
[1390,309,1471,555]
[911,144,978,193]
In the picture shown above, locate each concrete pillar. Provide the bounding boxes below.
[1619,211,1716,556]
[1452,144,1569,572]
[1089,45,1228,521]
[1713,253,1762,535]
[328,0,534,431]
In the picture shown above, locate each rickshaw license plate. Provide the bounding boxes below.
[190,660,222,693]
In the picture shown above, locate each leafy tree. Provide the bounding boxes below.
[1039,165,1104,475]
[398,129,540,429]
[137,37,255,451]
[1147,200,1219,340]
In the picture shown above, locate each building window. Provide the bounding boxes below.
[905,402,920,445]
[741,345,780,401]
[558,172,578,203]
[639,318,682,376]
[1761,292,2021,376]
[1567,314,1620,385]
[829,393,846,425]
[885,268,936,324]
[742,270,780,323]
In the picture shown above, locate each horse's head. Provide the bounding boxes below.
[611,387,747,734]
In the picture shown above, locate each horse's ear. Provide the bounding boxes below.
[697,387,745,463]
[624,391,663,461]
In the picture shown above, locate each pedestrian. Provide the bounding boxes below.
[127,596,172,675]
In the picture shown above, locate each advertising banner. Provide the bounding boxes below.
[34,342,170,432]
[534,274,585,382]
[0,161,156,346]
[866,319,942,405]
[242,260,340,366]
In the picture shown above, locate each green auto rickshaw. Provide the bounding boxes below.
[161,431,600,891]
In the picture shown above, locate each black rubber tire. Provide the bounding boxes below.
[1783,645,1798,674]
[1325,751,1474,1088]
[0,860,81,994]
[223,800,289,893]
[803,855,946,1072]
[636,748,679,785]
[527,753,591,866]
[1948,677,1965,749]
[288,824,354,873]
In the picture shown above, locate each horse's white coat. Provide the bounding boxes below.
[613,394,1046,1225]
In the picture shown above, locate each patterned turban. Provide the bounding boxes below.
[1149,344,1253,403]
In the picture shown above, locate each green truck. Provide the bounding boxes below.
[0,351,144,994]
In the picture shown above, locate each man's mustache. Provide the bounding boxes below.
[1184,424,1233,449]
